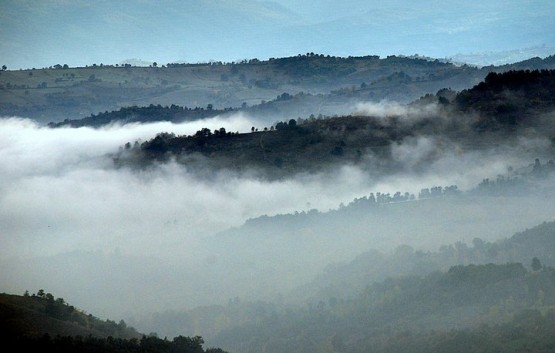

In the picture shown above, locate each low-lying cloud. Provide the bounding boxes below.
[353,100,439,120]
[2,113,551,258]
[0,116,377,259]
[1,112,554,322]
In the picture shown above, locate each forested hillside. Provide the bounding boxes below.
[0,291,228,353]
[136,261,555,353]
[292,218,555,304]
[0,290,140,340]
[111,69,555,179]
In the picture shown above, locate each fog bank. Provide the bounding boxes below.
[1,113,554,321]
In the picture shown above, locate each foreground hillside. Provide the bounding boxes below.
[0,291,140,340]
[0,291,227,353]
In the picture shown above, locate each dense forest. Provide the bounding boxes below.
[455,69,555,129]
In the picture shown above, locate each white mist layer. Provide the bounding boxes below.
[1,114,553,322]
[2,116,550,257]
[353,101,439,119]
[0,117,374,258]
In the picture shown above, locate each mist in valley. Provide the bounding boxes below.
[1,0,555,351]
[1,92,555,349]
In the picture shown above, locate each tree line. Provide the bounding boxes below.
[6,334,227,353]
[1,290,228,353]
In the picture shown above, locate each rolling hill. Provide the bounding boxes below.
[110,69,555,179]
[134,220,555,353]
[0,290,140,339]
[0,290,228,352]
[2,54,554,124]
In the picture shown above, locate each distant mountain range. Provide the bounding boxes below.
[2,0,554,70]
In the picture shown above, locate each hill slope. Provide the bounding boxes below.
[0,290,229,352]
[2,54,555,124]
[0,290,140,339]
[136,261,555,353]
[113,69,555,179]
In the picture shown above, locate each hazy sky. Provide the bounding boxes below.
[1,0,554,69]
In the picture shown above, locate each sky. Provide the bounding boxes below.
[1,0,554,69]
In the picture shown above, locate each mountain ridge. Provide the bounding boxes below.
[3,53,555,124]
